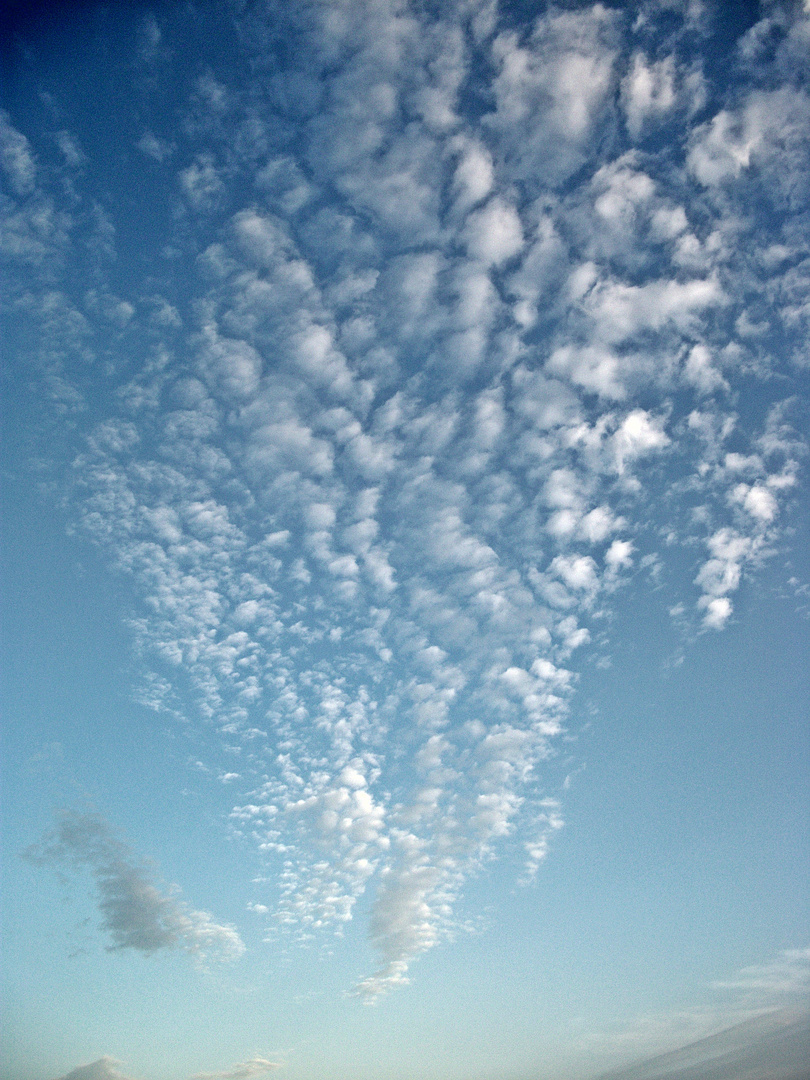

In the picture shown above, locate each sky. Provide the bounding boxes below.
[1,0,809,1078]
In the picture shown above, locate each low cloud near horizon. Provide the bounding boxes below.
[595,1007,810,1080]
[53,1057,280,1080]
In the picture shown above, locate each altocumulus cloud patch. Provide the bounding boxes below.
[2,0,808,1009]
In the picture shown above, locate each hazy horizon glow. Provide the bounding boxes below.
[1,1,808,1078]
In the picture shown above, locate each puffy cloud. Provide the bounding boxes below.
[487,5,619,186]
[605,539,634,572]
[688,88,810,192]
[449,137,494,215]
[197,327,262,401]
[611,409,670,474]
[550,555,600,603]
[462,197,523,266]
[547,344,625,400]
[699,595,733,631]
[6,0,808,1005]
[621,53,677,137]
[684,344,728,395]
[694,529,753,631]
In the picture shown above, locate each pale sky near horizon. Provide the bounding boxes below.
[1,1,809,1079]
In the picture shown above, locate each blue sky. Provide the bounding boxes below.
[1,1,808,1078]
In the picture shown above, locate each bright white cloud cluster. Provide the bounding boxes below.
[4,0,808,999]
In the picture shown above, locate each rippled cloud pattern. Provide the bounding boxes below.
[3,0,808,1000]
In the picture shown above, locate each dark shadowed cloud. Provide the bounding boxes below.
[25,809,244,961]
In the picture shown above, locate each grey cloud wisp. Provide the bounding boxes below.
[26,810,244,961]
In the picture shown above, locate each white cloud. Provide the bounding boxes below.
[6,0,808,1007]
[547,345,625,401]
[462,197,523,266]
[353,841,451,1001]
[621,53,677,137]
[688,89,810,189]
[189,1059,280,1080]
[605,539,634,571]
[551,554,600,602]
[0,109,36,195]
[732,483,778,524]
[450,137,494,215]
[684,344,728,395]
[487,5,618,186]
[612,410,669,473]
[699,594,733,631]
[694,528,754,630]
[180,154,225,211]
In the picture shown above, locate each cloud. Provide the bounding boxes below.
[486,5,619,187]
[449,137,493,216]
[462,197,523,266]
[595,1007,810,1080]
[585,947,810,1079]
[688,89,810,193]
[26,810,245,962]
[711,947,810,999]
[1,109,36,195]
[189,1059,281,1080]
[52,1059,138,1080]
[137,131,173,162]
[621,53,677,137]
[52,1056,282,1080]
[180,154,225,212]
[4,0,808,1003]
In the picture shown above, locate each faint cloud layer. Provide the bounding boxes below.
[585,947,810,1078]
[596,1008,810,1080]
[53,1060,137,1080]
[26,810,244,962]
[712,948,810,1001]
[189,1059,280,1080]
[53,1058,280,1080]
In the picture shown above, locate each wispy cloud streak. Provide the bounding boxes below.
[26,810,244,962]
